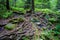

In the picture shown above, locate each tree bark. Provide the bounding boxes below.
[31,0,34,13]
[6,0,10,10]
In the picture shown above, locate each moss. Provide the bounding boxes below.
[35,8,55,14]
[11,7,26,14]
[4,23,16,30]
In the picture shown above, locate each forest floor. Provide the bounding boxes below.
[0,12,55,40]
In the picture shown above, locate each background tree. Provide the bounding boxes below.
[57,0,60,10]
[31,0,34,13]
[6,0,10,10]
[24,0,34,13]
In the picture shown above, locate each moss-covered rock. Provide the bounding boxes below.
[4,23,16,30]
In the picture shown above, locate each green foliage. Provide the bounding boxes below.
[35,8,60,15]
[0,2,7,13]
[55,24,60,31]
[56,10,60,14]
[24,0,32,9]
[40,29,60,40]
[15,0,25,7]
[11,7,26,14]
[39,23,60,40]
[50,0,58,10]
[9,0,25,7]
[0,0,12,18]
[35,8,55,14]
[0,11,12,18]
[22,36,29,40]
[35,0,59,11]
[35,0,49,9]
[48,18,57,22]
[9,0,26,13]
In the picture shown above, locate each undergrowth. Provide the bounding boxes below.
[0,11,12,19]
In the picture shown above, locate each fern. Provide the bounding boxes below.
[50,0,58,10]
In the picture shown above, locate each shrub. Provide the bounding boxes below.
[0,11,12,18]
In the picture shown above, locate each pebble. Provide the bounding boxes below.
[0,27,4,32]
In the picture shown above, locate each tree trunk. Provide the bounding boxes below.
[6,0,10,10]
[31,0,34,13]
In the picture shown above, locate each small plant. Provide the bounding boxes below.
[40,29,60,40]
[48,18,57,22]
[22,36,29,40]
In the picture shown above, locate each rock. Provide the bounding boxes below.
[0,27,4,31]
[31,18,39,22]
[4,23,16,30]
[35,22,40,25]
